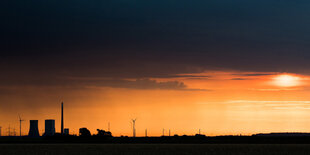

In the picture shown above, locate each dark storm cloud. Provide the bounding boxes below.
[90,78,209,91]
[92,79,187,90]
[1,0,310,88]
[0,73,202,90]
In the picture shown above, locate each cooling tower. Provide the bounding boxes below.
[28,120,39,137]
[45,119,55,136]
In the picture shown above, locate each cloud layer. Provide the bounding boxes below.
[1,0,310,89]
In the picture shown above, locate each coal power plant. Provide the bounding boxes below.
[28,120,39,137]
[25,102,69,137]
[19,102,114,140]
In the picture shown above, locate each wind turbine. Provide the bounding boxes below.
[18,114,24,136]
[131,118,137,137]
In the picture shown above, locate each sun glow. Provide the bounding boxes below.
[273,74,301,87]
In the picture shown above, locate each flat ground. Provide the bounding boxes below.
[1,144,310,155]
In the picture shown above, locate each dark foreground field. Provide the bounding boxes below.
[1,144,310,155]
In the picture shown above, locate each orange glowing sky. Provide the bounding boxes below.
[0,0,310,139]
[3,0,310,138]
[1,71,310,137]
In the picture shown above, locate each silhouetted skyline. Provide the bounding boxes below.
[1,1,310,136]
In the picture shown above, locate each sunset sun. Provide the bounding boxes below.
[273,74,301,87]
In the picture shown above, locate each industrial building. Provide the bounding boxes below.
[64,128,69,135]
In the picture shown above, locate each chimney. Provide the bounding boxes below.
[61,102,64,135]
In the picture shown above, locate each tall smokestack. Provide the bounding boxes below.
[61,102,64,135]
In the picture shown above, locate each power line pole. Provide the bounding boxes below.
[162,128,165,136]
[169,129,171,136]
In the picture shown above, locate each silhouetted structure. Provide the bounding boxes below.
[64,128,69,135]
[96,129,112,137]
[0,126,1,136]
[132,119,136,137]
[28,120,39,137]
[253,133,310,137]
[44,119,55,136]
[7,125,11,136]
[13,128,16,136]
[79,128,91,136]
[18,115,24,137]
[61,102,64,135]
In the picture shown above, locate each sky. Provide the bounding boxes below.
[1,0,310,136]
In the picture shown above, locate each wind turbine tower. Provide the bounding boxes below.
[0,126,2,136]
[132,119,137,137]
[19,114,24,136]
